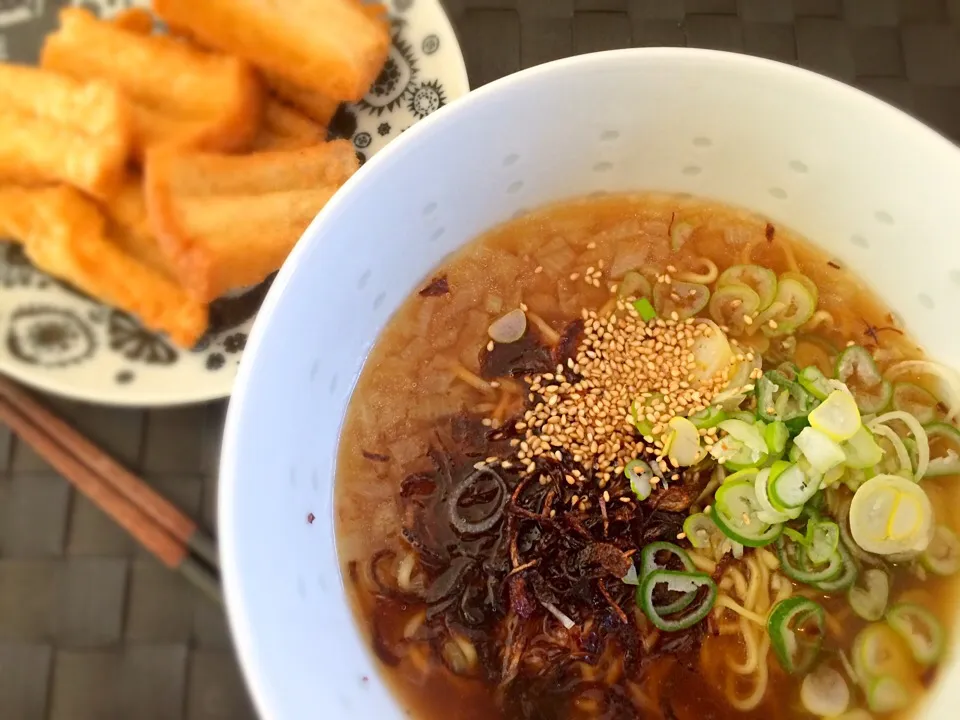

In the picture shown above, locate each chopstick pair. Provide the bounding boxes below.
[0,375,222,604]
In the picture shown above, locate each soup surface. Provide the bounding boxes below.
[336,194,960,720]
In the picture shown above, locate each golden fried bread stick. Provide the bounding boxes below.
[152,0,390,103]
[42,8,264,157]
[145,141,359,301]
[0,64,132,199]
[0,185,207,347]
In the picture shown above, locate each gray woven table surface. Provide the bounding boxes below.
[2,1,960,718]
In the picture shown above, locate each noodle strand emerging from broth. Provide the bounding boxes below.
[707,555,793,711]
[677,257,719,284]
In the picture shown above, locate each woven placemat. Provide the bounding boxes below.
[1,1,958,717]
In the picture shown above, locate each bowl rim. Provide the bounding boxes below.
[218,46,960,720]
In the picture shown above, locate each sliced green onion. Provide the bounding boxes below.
[923,422,960,478]
[653,280,709,321]
[626,460,654,501]
[713,346,762,408]
[756,372,785,422]
[886,603,944,667]
[794,427,846,474]
[800,665,850,717]
[756,370,816,425]
[885,359,960,422]
[708,284,761,335]
[639,542,697,615]
[848,568,890,621]
[844,468,870,492]
[769,462,821,509]
[836,345,892,414]
[711,479,782,547]
[806,520,840,564]
[637,570,717,631]
[764,421,789,458]
[639,541,695,578]
[776,533,843,584]
[853,622,912,686]
[870,423,913,479]
[838,498,882,567]
[809,389,861,442]
[777,362,801,382]
[842,425,884,469]
[717,264,778,310]
[666,416,703,467]
[892,382,939,424]
[710,433,767,470]
[618,271,652,300]
[780,271,819,305]
[688,405,727,430]
[871,411,930,481]
[810,541,858,593]
[684,512,721,550]
[689,319,735,387]
[799,365,834,401]
[757,275,817,336]
[755,467,797,524]
[783,527,806,544]
[849,474,934,556]
[920,525,960,576]
[633,297,657,322]
[718,419,767,455]
[866,676,910,714]
[822,464,846,488]
[767,597,825,674]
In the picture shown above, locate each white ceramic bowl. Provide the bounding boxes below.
[220,48,960,720]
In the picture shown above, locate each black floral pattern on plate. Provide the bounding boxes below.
[6,306,96,368]
[422,34,439,55]
[223,333,246,354]
[107,310,178,365]
[0,242,35,288]
[408,79,446,119]
[356,35,418,115]
[206,353,225,371]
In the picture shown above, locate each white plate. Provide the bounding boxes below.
[220,49,960,720]
[0,0,468,407]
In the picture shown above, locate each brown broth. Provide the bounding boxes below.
[335,193,960,720]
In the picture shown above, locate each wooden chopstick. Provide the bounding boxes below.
[0,377,221,604]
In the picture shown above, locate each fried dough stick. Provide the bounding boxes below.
[41,8,263,157]
[152,0,390,103]
[109,6,333,144]
[261,71,342,128]
[0,185,208,348]
[104,174,183,284]
[0,64,132,199]
[252,99,328,152]
[144,141,359,301]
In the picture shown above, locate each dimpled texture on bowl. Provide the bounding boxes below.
[220,49,960,720]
